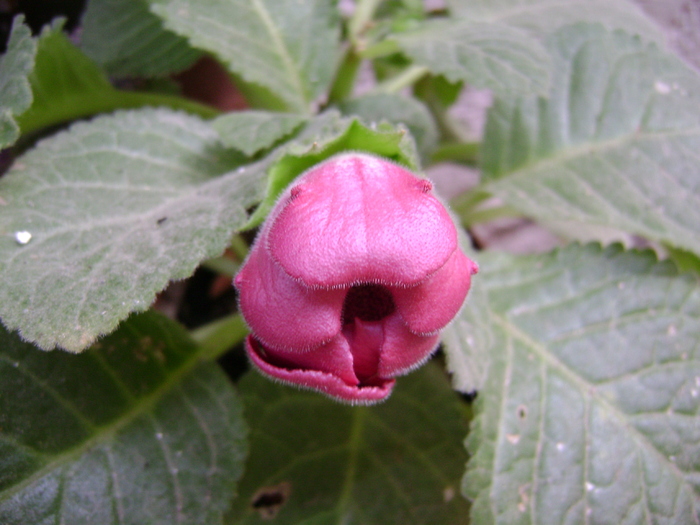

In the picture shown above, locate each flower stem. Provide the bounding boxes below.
[451,188,492,215]
[349,0,383,43]
[373,64,429,94]
[459,205,522,226]
[430,141,480,165]
[191,313,248,361]
[229,234,250,261]
[202,256,239,278]
[327,49,362,104]
[358,39,400,59]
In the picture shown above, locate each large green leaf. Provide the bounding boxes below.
[0,16,36,148]
[16,23,216,138]
[148,0,342,113]
[227,362,470,524]
[393,19,551,98]
[463,244,700,524]
[81,0,201,77]
[446,0,662,41]
[481,24,700,257]
[17,21,119,134]
[0,108,261,352]
[0,311,247,524]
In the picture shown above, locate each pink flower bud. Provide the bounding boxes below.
[234,153,477,403]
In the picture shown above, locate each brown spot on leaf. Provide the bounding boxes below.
[152,342,166,364]
[518,483,531,512]
[251,482,291,519]
[517,405,528,420]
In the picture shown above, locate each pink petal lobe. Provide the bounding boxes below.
[393,250,477,335]
[235,243,345,351]
[268,154,457,287]
[246,336,395,403]
[376,314,441,378]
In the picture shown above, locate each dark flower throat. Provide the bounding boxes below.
[342,284,395,325]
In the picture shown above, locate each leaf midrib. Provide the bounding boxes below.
[486,125,700,183]
[336,407,365,522]
[250,0,308,112]
[484,127,700,242]
[490,311,689,488]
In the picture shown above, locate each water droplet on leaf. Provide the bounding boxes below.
[14,231,32,245]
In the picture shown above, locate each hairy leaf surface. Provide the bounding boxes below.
[446,0,662,40]
[81,0,200,77]
[213,111,307,156]
[0,108,259,351]
[0,16,36,148]
[482,24,700,255]
[148,0,341,113]
[394,19,551,97]
[464,244,700,524]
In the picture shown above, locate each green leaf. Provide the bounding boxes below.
[0,16,36,148]
[0,108,262,352]
[212,111,307,156]
[481,24,700,257]
[16,23,216,138]
[463,244,700,523]
[81,0,201,78]
[446,0,663,41]
[244,111,420,229]
[392,18,551,97]
[0,311,248,524]
[416,74,463,109]
[413,74,473,148]
[148,0,342,113]
[665,245,700,275]
[340,93,438,160]
[227,361,470,524]
[17,21,115,133]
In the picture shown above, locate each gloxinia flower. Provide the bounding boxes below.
[234,153,477,403]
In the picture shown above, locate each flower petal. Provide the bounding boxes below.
[392,250,477,335]
[376,314,441,378]
[268,154,457,287]
[235,243,345,351]
[246,336,395,403]
[342,318,384,382]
